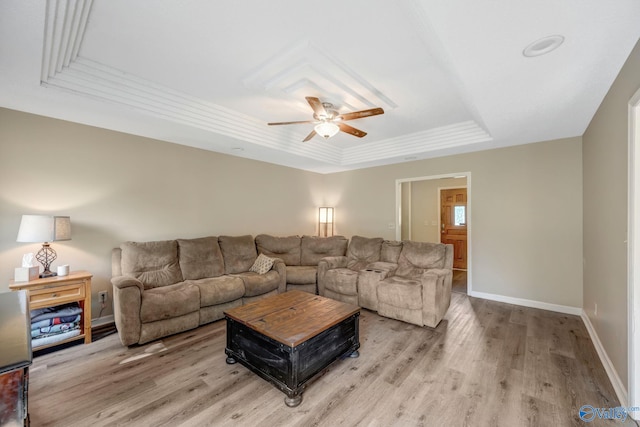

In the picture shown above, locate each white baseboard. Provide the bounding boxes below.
[91,314,114,327]
[467,290,583,315]
[580,310,628,408]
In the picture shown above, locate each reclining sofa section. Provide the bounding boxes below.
[111,234,348,346]
[111,235,288,346]
[318,236,453,328]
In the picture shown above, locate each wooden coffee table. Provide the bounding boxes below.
[224,290,360,407]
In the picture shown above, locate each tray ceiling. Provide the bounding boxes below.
[1,0,639,173]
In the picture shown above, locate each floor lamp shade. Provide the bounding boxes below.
[318,207,334,237]
[16,215,71,277]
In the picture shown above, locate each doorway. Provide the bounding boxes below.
[440,187,468,270]
[396,172,472,294]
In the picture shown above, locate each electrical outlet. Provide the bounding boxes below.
[99,291,108,304]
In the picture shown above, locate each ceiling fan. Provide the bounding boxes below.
[268,96,384,142]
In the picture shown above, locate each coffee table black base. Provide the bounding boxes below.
[225,312,360,407]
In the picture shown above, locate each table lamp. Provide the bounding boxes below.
[16,215,71,278]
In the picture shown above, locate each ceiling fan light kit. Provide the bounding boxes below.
[314,122,340,139]
[268,96,384,142]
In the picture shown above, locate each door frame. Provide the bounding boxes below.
[396,172,472,293]
[628,86,640,414]
[438,185,469,270]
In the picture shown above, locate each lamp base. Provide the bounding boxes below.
[36,243,58,279]
[40,271,57,278]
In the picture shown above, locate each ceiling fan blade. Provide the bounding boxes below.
[337,107,384,121]
[268,120,316,126]
[305,96,328,118]
[338,123,367,138]
[302,129,317,142]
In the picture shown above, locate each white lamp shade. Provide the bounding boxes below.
[54,216,72,241]
[318,207,334,237]
[16,215,71,243]
[314,122,340,139]
[319,207,334,223]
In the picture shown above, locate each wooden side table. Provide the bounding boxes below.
[9,271,92,349]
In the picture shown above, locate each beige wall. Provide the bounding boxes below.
[0,109,584,323]
[0,108,325,319]
[583,39,640,391]
[325,137,583,308]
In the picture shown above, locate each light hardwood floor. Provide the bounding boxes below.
[28,293,636,426]
[451,270,467,294]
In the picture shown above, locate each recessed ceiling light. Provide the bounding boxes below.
[523,35,564,58]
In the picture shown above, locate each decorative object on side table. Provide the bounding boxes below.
[13,253,38,283]
[16,214,71,278]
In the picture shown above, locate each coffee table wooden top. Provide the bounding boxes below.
[224,291,360,348]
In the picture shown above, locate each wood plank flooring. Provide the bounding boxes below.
[452,270,467,294]
[28,293,635,426]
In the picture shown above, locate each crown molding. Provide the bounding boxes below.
[40,0,492,168]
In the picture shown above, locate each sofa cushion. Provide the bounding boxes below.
[381,240,403,263]
[219,235,258,274]
[249,253,274,274]
[322,268,359,296]
[396,241,447,279]
[300,235,348,266]
[140,282,200,323]
[121,240,183,289]
[177,236,225,280]
[286,265,317,285]
[377,276,423,310]
[346,236,383,271]
[255,234,301,266]
[233,271,281,297]
[187,276,245,307]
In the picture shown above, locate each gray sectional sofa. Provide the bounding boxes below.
[111,233,452,346]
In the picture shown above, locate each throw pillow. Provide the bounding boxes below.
[249,253,274,274]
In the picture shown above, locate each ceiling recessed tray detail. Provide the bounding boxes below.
[243,39,397,112]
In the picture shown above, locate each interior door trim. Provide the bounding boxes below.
[395,172,472,293]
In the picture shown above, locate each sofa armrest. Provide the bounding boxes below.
[271,257,287,294]
[111,275,143,346]
[111,275,144,292]
[426,268,452,289]
[318,256,348,270]
[420,269,453,328]
[317,256,348,295]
